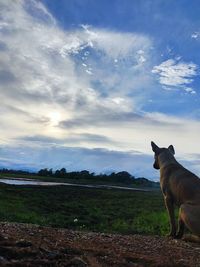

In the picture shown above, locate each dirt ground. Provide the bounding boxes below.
[0,222,199,266]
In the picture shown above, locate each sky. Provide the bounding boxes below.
[0,0,200,180]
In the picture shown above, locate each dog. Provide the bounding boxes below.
[151,141,200,239]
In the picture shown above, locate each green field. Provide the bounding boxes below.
[0,183,172,236]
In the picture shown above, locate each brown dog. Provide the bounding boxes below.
[151,141,200,239]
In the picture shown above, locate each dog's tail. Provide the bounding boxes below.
[183,234,200,243]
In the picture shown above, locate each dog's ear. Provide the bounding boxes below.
[151,141,159,153]
[168,145,175,155]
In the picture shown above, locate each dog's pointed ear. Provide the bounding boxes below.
[151,141,159,153]
[168,145,175,155]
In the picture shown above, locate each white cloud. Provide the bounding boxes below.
[184,87,196,94]
[152,59,198,93]
[80,25,151,59]
[59,24,152,62]
[191,32,200,39]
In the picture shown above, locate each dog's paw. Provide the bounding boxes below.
[166,232,176,238]
[174,233,183,239]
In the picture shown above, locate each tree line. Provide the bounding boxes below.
[0,168,159,187]
[37,168,157,186]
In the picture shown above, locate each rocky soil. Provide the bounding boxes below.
[0,222,199,266]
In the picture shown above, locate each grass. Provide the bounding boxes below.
[0,183,172,236]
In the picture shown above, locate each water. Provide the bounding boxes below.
[0,178,150,191]
[0,178,65,186]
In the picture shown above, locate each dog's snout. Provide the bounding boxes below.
[153,161,160,169]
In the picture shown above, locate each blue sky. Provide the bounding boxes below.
[0,0,200,180]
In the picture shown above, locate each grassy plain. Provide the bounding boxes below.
[0,183,171,236]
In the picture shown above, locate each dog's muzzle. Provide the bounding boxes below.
[153,162,160,169]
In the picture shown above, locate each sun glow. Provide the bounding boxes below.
[49,111,62,126]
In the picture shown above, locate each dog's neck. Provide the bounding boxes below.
[158,151,177,169]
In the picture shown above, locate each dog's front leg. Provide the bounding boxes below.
[175,205,185,239]
[164,195,176,237]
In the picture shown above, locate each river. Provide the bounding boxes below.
[0,178,151,191]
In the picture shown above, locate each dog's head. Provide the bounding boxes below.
[151,141,175,169]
